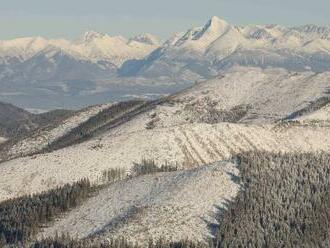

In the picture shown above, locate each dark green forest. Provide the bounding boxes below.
[216,152,330,247]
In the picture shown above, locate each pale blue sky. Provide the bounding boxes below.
[0,0,329,40]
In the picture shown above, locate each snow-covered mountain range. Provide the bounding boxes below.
[121,16,330,79]
[0,16,330,110]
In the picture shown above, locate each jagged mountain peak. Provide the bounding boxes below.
[205,16,229,30]
[173,16,231,49]
[193,16,230,40]
[129,33,161,46]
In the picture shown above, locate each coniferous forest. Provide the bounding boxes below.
[0,179,95,246]
[216,152,330,247]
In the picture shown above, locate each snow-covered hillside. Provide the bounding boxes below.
[1,67,330,158]
[1,121,330,202]
[0,67,330,202]
[39,162,240,245]
[169,67,330,123]
[1,103,114,161]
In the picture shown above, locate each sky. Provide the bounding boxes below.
[0,0,329,40]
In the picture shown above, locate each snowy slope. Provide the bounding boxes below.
[0,68,330,201]
[0,137,6,143]
[127,67,330,126]
[39,162,240,245]
[0,37,50,63]
[1,122,330,202]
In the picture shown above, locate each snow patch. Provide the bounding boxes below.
[0,137,6,144]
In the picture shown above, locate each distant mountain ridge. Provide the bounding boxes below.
[121,17,330,79]
[0,32,161,67]
[1,17,329,76]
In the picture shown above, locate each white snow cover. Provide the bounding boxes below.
[171,16,330,55]
[39,162,240,245]
[0,137,6,143]
[173,67,330,123]
[1,67,330,201]
[175,16,232,52]
[0,32,161,67]
[127,17,330,80]
[1,17,329,69]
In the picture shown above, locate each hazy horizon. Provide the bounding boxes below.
[0,0,329,40]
